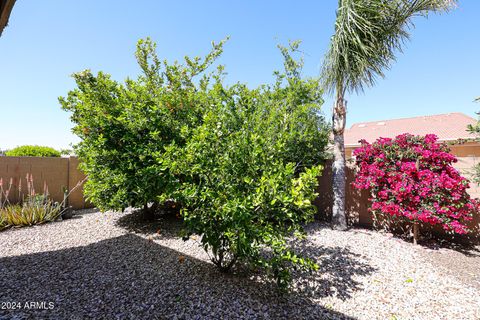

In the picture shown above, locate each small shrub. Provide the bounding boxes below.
[0,175,63,230]
[0,202,61,230]
[6,145,61,157]
[353,133,478,236]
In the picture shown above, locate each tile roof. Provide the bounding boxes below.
[344,112,477,146]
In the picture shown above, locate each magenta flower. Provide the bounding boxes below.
[353,133,478,235]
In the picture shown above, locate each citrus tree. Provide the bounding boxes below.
[62,38,330,288]
[60,38,225,216]
[168,42,330,287]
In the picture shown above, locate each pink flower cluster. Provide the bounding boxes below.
[353,133,478,234]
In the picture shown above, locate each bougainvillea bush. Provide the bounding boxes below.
[353,133,478,235]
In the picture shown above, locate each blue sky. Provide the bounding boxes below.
[0,1,479,150]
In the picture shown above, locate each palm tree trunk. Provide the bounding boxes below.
[332,91,347,230]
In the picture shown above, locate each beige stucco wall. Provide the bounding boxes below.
[0,156,91,209]
[67,156,91,209]
[2,149,478,236]
[449,142,480,157]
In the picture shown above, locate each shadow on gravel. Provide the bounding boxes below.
[115,210,183,240]
[291,242,377,301]
[416,240,480,291]
[419,238,480,257]
[116,212,376,300]
[0,233,360,319]
[73,208,100,216]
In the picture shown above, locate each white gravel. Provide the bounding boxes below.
[0,209,479,320]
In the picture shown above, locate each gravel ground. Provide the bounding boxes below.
[0,209,479,320]
[416,241,480,291]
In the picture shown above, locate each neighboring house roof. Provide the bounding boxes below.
[344,112,477,146]
[0,0,16,36]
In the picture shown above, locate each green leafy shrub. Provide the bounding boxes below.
[167,42,329,287]
[60,38,225,213]
[61,38,330,288]
[6,145,61,157]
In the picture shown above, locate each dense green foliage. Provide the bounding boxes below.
[61,38,330,287]
[6,145,61,157]
[60,38,224,212]
[169,42,329,287]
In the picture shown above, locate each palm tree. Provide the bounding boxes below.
[322,0,456,230]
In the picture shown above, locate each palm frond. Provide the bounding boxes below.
[322,0,456,95]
